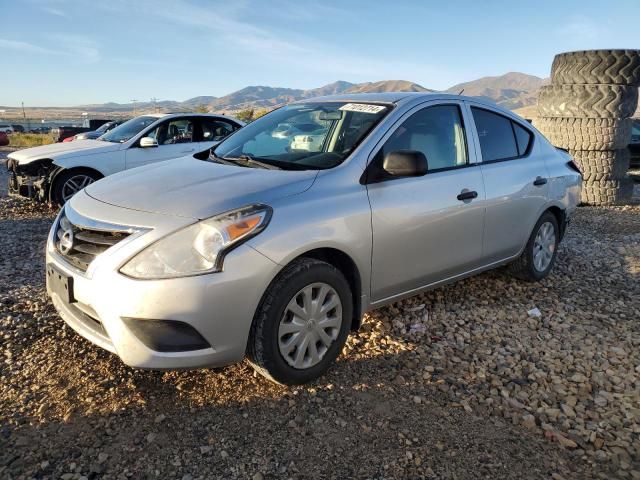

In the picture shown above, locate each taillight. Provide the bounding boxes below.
[567,159,582,177]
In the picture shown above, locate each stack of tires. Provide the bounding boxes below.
[535,49,640,205]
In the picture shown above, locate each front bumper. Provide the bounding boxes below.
[46,194,281,369]
[6,157,51,200]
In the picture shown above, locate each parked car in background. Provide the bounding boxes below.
[0,124,14,134]
[11,124,25,133]
[0,132,8,146]
[72,120,127,141]
[30,127,51,134]
[52,119,112,142]
[630,119,640,168]
[7,113,243,204]
[44,93,581,384]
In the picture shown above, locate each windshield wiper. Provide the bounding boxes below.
[222,155,281,170]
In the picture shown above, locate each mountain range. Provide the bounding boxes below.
[76,72,546,115]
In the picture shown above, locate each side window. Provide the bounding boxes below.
[513,122,532,156]
[198,119,239,142]
[379,104,468,171]
[146,119,194,145]
[471,107,518,161]
[471,107,533,161]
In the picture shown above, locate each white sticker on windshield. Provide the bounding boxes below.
[338,103,386,114]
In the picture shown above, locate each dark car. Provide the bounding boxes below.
[72,120,126,141]
[51,119,112,142]
[630,119,640,168]
[11,125,25,133]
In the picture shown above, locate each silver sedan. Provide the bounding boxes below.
[46,92,582,384]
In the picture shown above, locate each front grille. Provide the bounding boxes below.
[55,212,131,271]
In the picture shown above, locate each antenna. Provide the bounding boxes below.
[458,89,464,95]
[130,99,138,116]
[150,97,159,113]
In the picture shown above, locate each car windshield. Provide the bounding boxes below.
[213,102,390,170]
[100,116,157,143]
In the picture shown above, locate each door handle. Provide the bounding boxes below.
[533,176,548,186]
[457,190,478,201]
[181,147,195,153]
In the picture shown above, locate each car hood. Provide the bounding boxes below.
[8,139,121,164]
[85,157,318,219]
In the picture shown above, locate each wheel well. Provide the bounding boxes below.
[49,167,104,202]
[545,206,566,239]
[295,248,363,331]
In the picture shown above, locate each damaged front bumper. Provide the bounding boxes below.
[6,158,57,201]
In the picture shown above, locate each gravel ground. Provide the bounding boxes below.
[1,155,639,479]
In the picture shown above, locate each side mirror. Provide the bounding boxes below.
[383,150,428,177]
[139,137,158,148]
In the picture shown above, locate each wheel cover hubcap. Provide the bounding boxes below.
[278,282,342,369]
[62,175,95,202]
[533,221,556,272]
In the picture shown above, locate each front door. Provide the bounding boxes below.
[367,102,486,303]
[125,117,198,170]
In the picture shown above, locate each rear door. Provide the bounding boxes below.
[195,117,241,152]
[367,101,486,302]
[125,117,198,170]
[466,102,549,262]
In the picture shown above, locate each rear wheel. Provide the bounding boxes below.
[52,169,101,206]
[510,212,559,282]
[247,258,352,385]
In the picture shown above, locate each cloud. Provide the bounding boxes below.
[42,6,70,18]
[116,0,451,83]
[555,16,608,43]
[0,34,99,63]
[47,34,100,62]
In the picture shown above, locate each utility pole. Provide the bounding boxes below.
[130,99,138,117]
[150,97,158,113]
[21,101,28,130]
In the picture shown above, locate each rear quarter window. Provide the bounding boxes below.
[471,107,532,162]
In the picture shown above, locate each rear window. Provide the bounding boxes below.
[471,107,532,162]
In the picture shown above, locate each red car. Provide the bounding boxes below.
[0,131,9,147]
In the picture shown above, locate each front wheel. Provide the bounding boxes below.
[509,211,560,282]
[52,169,101,206]
[247,258,352,385]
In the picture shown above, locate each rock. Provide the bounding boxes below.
[154,414,166,423]
[98,452,108,463]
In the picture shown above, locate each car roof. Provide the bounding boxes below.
[294,92,523,120]
[144,112,244,124]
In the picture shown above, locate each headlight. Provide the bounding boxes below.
[120,204,271,279]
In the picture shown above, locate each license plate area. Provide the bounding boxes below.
[47,264,75,304]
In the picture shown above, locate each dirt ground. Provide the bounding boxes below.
[1,153,639,479]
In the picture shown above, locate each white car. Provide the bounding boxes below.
[0,124,14,134]
[7,113,243,205]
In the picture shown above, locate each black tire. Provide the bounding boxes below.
[52,169,102,206]
[247,258,353,385]
[569,149,630,182]
[533,117,632,150]
[581,178,634,206]
[509,212,560,282]
[551,50,640,86]
[537,84,638,118]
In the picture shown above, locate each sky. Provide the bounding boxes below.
[2,0,639,107]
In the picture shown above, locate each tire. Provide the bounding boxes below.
[533,117,632,150]
[52,169,102,206]
[509,211,559,282]
[581,178,634,206]
[247,258,353,385]
[537,84,638,118]
[551,50,640,86]
[569,149,630,181]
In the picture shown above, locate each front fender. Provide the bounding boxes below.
[53,150,125,177]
